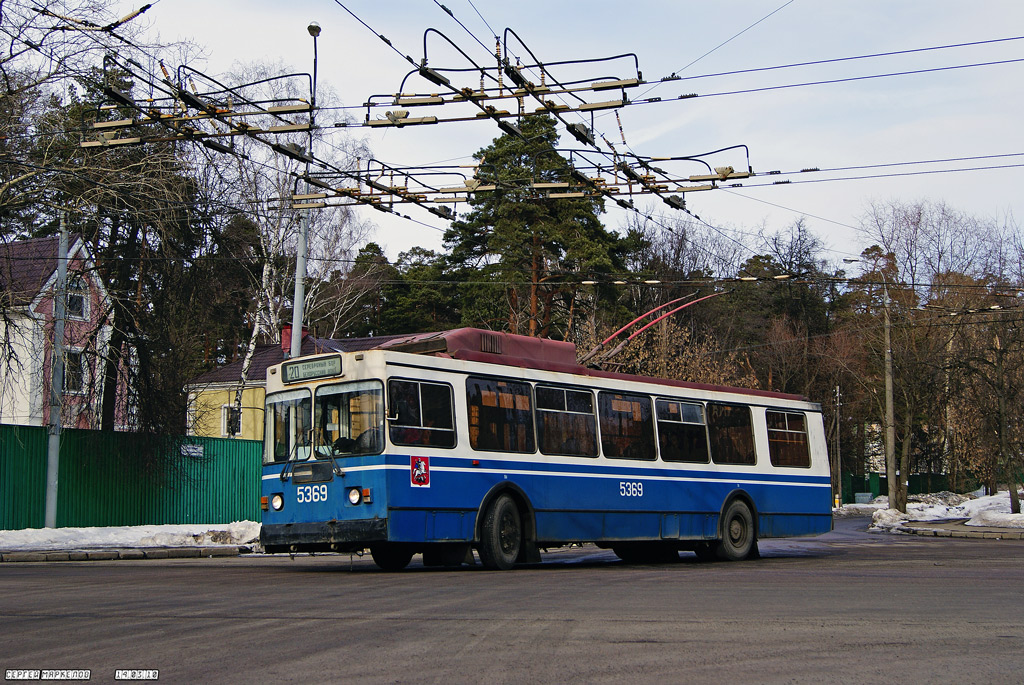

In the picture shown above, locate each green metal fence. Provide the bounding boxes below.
[0,424,262,530]
[840,471,975,504]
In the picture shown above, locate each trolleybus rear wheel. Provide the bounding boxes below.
[478,494,521,570]
[715,499,755,561]
[370,544,415,571]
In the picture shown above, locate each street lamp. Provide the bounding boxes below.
[845,257,898,510]
[289,21,320,359]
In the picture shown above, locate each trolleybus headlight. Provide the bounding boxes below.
[348,487,362,505]
[271,493,284,511]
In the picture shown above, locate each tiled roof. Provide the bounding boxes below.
[0,236,61,307]
[0,234,89,308]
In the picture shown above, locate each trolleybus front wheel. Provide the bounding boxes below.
[715,499,755,561]
[370,544,415,571]
[478,494,522,570]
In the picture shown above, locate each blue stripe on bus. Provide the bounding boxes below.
[261,450,833,543]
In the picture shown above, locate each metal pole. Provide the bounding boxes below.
[289,211,308,359]
[288,22,319,360]
[45,212,68,528]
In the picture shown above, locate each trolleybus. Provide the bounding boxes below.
[260,328,832,570]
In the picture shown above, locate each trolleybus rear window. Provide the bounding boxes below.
[707,403,756,465]
[656,399,710,463]
[388,379,456,448]
[766,410,811,467]
[599,392,656,461]
[536,385,598,457]
[467,377,535,453]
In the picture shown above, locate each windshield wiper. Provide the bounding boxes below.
[279,441,303,482]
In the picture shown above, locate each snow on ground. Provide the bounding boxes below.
[0,521,260,551]
[834,490,1024,533]
[2,490,1022,550]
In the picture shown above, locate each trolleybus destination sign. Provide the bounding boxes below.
[282,355,342,383]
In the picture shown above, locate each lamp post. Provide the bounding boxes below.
[846,257,898,510]
[288,21,320,359]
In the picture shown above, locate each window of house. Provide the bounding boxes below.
[66,276,88,320]
[707,403,755,465]
[388,379,456,448]
[536,385,598,457]
[656,399,710,463]
[599,392,655,460]
[222,405,242,437]
[64,349,86,394]
[466,377,535,453]
[766,410,811,467]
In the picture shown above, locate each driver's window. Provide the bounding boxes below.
[314,381,384,457]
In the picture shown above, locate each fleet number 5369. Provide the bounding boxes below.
[297,484,328,503]
[619,481,643,497]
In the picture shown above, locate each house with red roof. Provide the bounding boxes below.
[0,235,115,428]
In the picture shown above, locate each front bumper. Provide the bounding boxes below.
[261,518,388,553]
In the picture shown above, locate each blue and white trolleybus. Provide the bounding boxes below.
[260,328,832,570]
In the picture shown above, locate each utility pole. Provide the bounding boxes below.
[45,212,67,528]
[844,257,899,511]
[288,20,321,360]
[833,384,842,507]
[883,279,898,511]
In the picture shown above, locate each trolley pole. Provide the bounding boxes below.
[45,212,68,528]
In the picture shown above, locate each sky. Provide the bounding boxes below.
[121,0,1024,266]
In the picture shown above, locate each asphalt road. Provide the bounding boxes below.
[1,518,1022,684]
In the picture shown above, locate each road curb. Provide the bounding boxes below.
[900,522,1024,540]
[0,546,246,562]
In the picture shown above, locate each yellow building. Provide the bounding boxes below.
[186,344,282,440]
[186,335,399,439]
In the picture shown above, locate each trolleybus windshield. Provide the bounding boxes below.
[314,380,384,457]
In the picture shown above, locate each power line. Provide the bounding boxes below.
[659,35,1024,85]
[740,162,1024,187]
[330,0,417,67]
[639,0,794,99]
[664,57,1024,101]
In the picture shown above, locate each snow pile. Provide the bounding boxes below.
[0,521,260,551]
[864,490,1024,533]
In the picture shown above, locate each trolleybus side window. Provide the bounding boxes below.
[707,402,756,465]
[314,380,384,456]
[599,392,656,461]
[466,377,535,453]
[264,389,312,464]
[536,385,598,457]
[766,410,811,467]
[388,379,456,448]
[656,399,710,463]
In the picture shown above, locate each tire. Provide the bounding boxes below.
[370,544,414,571]
[613,543,679,564]
[478,494,522,570]
[715,499,755,561]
